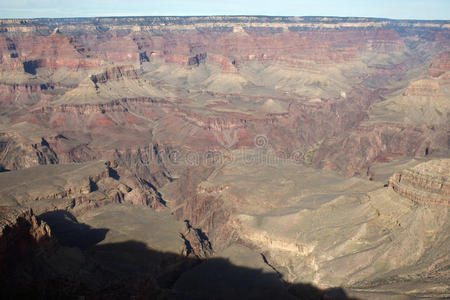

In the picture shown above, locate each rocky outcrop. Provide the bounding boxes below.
[0,135,59,170]
[181,220,213,258]
[404,79,442,97]
[389,159,450,205]
[0,33,103,73]
[0,207,53,281]
[313,123,444,176]
[90,65,139,85]
[0,160,158,214]
[188,52,207,66]
[429,51,450,77]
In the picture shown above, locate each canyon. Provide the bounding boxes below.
[0,16,449,299]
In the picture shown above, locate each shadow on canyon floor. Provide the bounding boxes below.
[39,210,109,249]
[0,166,10,172]
[1,210,358,300]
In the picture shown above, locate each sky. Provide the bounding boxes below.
[0,0,449,20]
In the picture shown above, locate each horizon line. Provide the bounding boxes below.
[0,15,449,22]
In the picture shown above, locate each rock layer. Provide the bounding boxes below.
[389,159,450,205]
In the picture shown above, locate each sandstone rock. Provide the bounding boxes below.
[181,220,213,258]
[389,159,450,205]
[89,65,139,85]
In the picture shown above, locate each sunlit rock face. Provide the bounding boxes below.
[389,159,450,205]
[0,16,449,299]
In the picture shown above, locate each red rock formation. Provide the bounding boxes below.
[90,65,139,84]
[313,123,446,176]
[429,51,450,77]
[404,79,442,97]
[0,33,103,73]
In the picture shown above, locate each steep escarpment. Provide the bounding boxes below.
[0,164,326,300]
[196,156,449,297]
[0,32,103,74]
[389,159,450,205]
[0,207,53,280]
[313,54,450,176]
[429,51,450,77]
[0,160,166,214]
[90,65,139,85]
[313,122,445,177]
[0,134,59,170]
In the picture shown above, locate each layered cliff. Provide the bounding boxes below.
[389,159,450,205]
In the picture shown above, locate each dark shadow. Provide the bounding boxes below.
[1,211,358,300]
[140,51,150,63]
[23,60,41,75]
[0,165,10,172]
[142,179,167,206]
[40,137,50,147]
[38,210,108,249]
[55,134,68,140]
[108,165,120,180]
[88,178,99,192]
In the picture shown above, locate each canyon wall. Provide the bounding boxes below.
[0,16,449,298]
[389,159,450,205]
